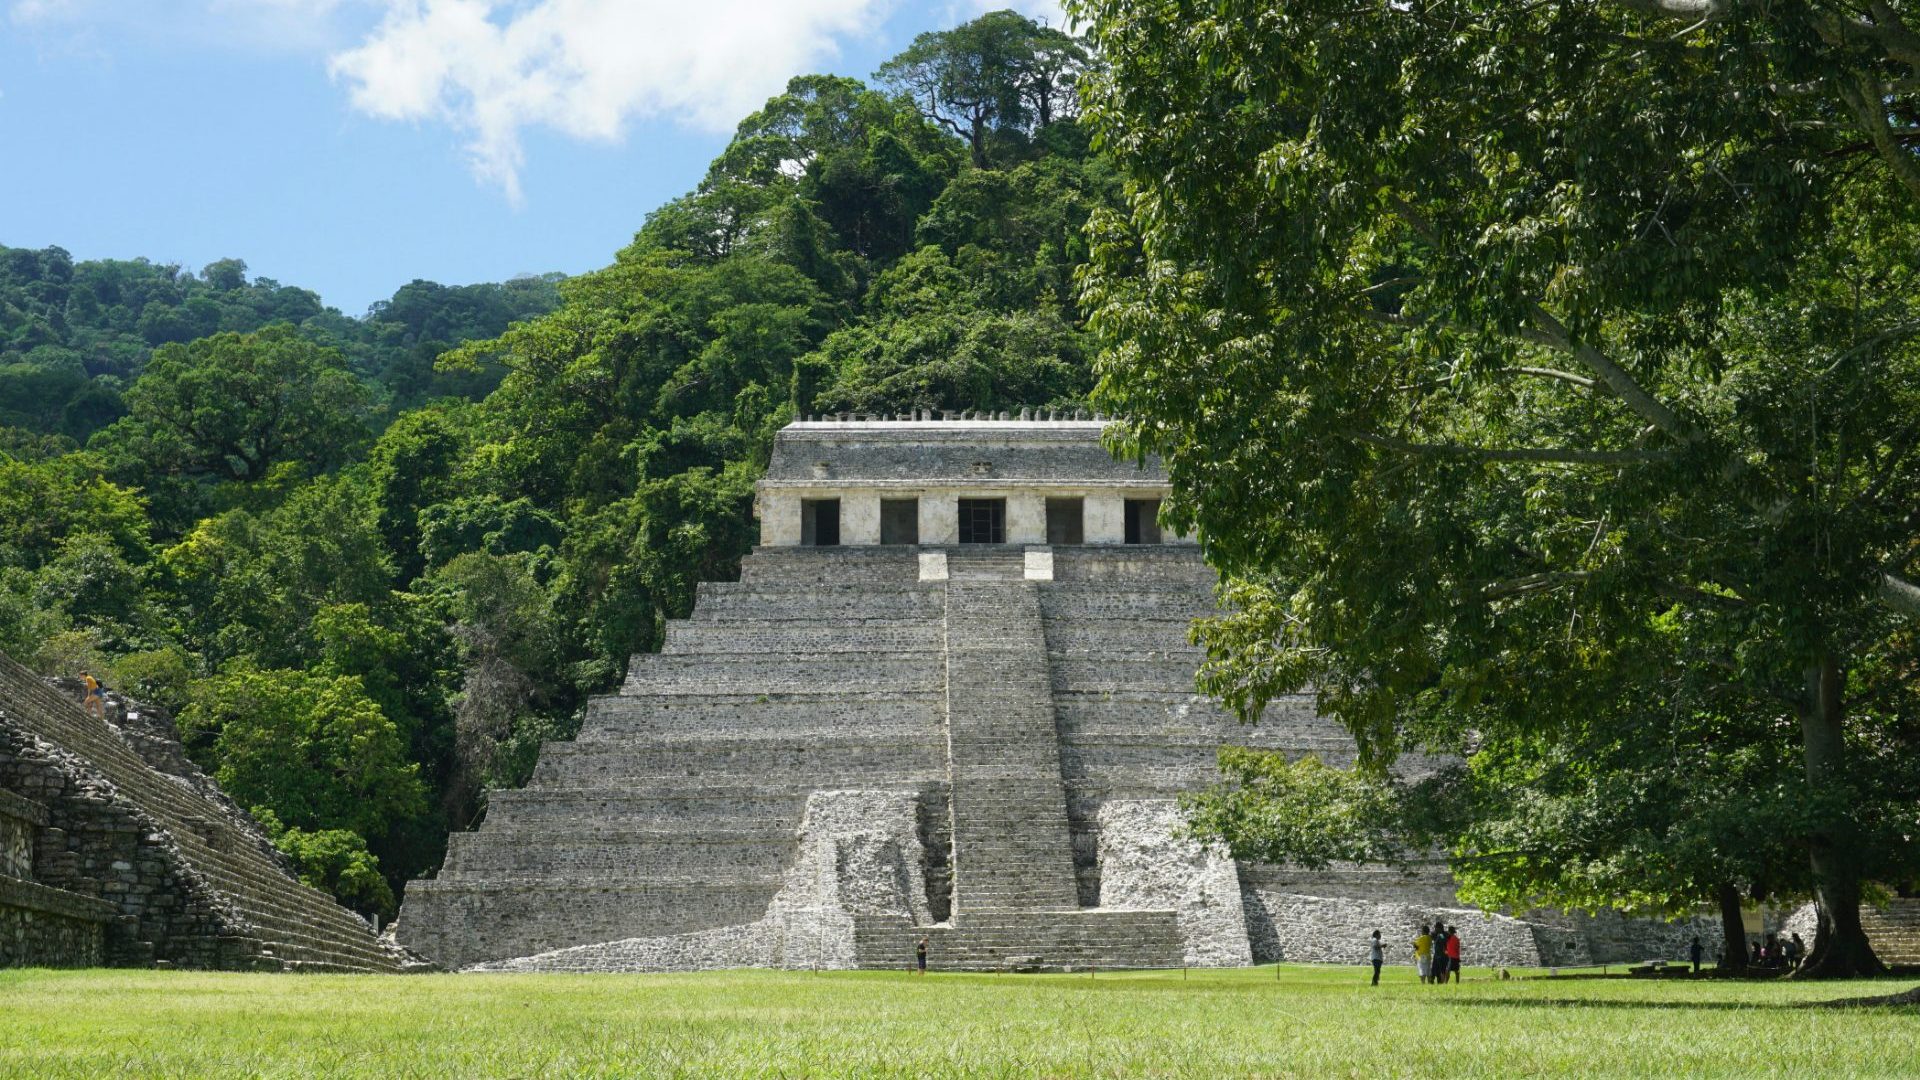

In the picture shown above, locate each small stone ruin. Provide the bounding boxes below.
[0,653,400,970]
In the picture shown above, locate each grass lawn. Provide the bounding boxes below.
[1,963,1914,1078]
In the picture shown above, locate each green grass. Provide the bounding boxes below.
[1,964,1914,1078]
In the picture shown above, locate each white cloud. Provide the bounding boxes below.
[328,0,892,203]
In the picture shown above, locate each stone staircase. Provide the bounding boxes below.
[853,910,1185,972]
[1865,900,1920,965]
[941,580,1081,914]
[947,547,1029,581]
[0,652,397,971]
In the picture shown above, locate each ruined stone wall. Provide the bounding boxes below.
[472,790,927,973]
[1242,891,1559,968]
[0,875,110,967]
[0,789,34,878]
[1096,800,1250,967]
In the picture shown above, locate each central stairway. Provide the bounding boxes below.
[851,550,1185,971]
[942,576,1081,913]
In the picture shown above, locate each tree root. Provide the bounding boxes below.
[1810,985,1920,1008]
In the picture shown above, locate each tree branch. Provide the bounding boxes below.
[1478,572,1594,602]
[1880,571,1920,618]
[1383,195,1688,434]
[1604,0,1730,21]
[1502,366,1603,392]
[1527,305,1695,442]
[1353,431,1676,465]
[1839,74,1920,204]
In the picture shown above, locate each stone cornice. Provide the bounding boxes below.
[0,873,116,922]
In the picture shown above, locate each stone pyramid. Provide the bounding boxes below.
[396,419,1688,972]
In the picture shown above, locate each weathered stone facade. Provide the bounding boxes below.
[396,418,1715,972]
[0,652,400,970]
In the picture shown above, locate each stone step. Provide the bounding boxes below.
[528,741,946,786]
[852,910,1185,972]
[1863,901,1920,965]
[623,653,942,695]
[691,584,945,622]
[525,766,948,794]
[1047,548,1216,585]
[478,790,816,832]
[738,547,927,585]
[442,832,797,878]
[580,695,943,738]
[663,622,943,654]
[941,580,1082,914]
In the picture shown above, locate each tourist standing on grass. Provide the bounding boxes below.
[1368,930,1384,985]
[1443,926,1462,983]
[1689,936,1704,974]
[1788,933,1805,970]
[915,935,928,975]
[1428,926,1446,984]
[1414,924,1433,984]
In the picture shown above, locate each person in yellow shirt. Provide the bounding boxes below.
[80,670,105,720]
[1413,924,1433,984]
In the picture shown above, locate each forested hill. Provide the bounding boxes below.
[0,246,563,442]
[0,11,1108,917]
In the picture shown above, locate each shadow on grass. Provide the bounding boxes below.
[1439,993,1911,1013]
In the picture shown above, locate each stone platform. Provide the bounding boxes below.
[398,543,1445,971]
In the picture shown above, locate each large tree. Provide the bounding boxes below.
[1074,0,1920,976]
[879,10,1088,167]
[100,324,370,487]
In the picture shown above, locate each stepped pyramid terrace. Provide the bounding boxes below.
[392,415,1739,973]
[0,654,399,971]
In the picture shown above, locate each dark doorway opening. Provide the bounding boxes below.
[1045,498,1085,545]
[801,498,841,546]
[880,498,919,545]
[957,498,1006,544]
[1123,499,1162,544]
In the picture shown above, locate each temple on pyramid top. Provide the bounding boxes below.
[756,415,1191,549]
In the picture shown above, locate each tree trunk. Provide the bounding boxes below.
[1716,883,1748,974]
[1794,653,1886,979]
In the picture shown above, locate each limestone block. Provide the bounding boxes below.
[842,493,881,546]
[1023,548,1054,581]
[1096,799,1251,967]
[1006,493,1046,544]
[1085,495,1125,544]
[760,493,801,546]
[919,493,958,545]
[0,815,31,879]
[918,552,948,581]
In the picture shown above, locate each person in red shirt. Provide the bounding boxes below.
[1443,925,1462,983]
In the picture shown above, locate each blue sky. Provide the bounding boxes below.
[0,1,1063,315]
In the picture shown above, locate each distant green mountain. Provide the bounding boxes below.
[0,246,562,442]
